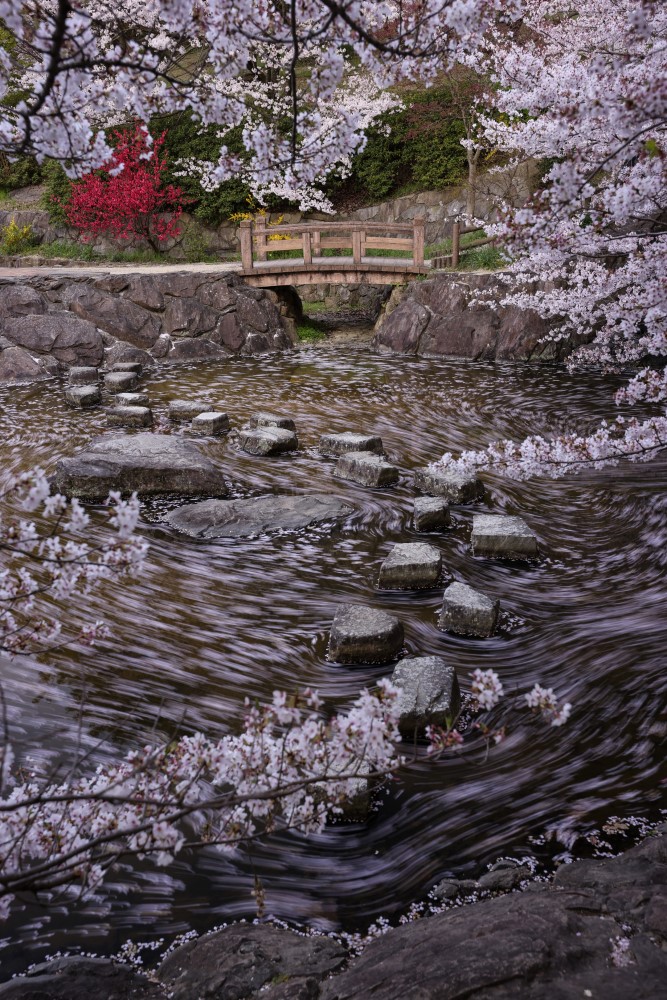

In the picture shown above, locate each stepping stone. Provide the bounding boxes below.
[64,385,101,408]
[111,361,143,374]
[165,494,354,539]
[169,399,211,421]
[106,405,153,428]
[438,581,499,638]
[413,496,451,532]
[390,656,461,736]
[116,392,150,407]
[471,513,538,560]
[414,467,483,504]
[191,411,230,437]
[327,604,404,664]
[53,433,227,500]
[105,371,138,393]
[239,426,298,456]
[319,432,384,458]
[378,542,442,590]
[68,366,99,386]
[316,756,371,821]
[333,452,399,488]
[248,411,296,432]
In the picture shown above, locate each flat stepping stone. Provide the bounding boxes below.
[414,467,483,504]
[319,432,384,458]
[116,392,150,407]
[248,411,296,431]
[106,405,153,428]
[105,371,138,393]
[333,452,399,488]
[169,399,213,421]
[64,385,101,408]
[390,656,461,736]
[191,412,230,437]
[165,494,354,539]
[68,366,99,386]
[471,513,538,560]
[53,432,227,500]
[413,497,451,532]
[438,581,499,638]
[239,426,298,456]
[111,361,142,374]
[378,542,442,590]
[328,604,404,664]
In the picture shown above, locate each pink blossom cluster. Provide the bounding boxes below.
[0,681,402,917]
[525,684,572,727]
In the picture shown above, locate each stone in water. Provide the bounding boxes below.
[438,581,499,638]
[169,399,211,422]
[319,432,384,458]
[53,432,227,500]
[328,604,404,664]
[239,426,298,456]
[390,656,461,736]
[105,371,138,393]
[471,513,538,560]
[378,542,442,590]
[191,412,230,437]
[165,494,354,539]
[106,405,153,428]
[248,411,297,431]
[333,452,399,488]
[64,385,101,408]
[413,496,451,532]
[414,466,483,504]
[116,392,150,407]
[111,361,143,374]
[68,366,99,386]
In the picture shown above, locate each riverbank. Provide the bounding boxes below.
[2,824,665,998]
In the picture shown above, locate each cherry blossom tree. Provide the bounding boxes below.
[434,0,667,480]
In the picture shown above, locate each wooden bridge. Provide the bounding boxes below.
[239,217,430,287]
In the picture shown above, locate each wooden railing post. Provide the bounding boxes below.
[240,219,254,271]
[302,229,312,265]
[255,214,268,261]
[413,215,425,266]
[451,220,460,269]
[352,227,363,264]
[312,227,321,258]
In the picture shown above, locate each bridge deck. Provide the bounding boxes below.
[241,255,431,287]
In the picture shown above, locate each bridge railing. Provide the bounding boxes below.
[238,218,426,272]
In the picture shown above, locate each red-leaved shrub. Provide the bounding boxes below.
[65,125,186,251]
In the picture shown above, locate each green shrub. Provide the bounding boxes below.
[41,160,73,224]
[0,155,42,192]
[0,218,37,254]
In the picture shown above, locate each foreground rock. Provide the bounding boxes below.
[471,513,539,560]
[439,581,499,638]
[319,432,384,458]
[378,542,442,590]
[334,452,399,488]
[157,924,347,1000]
[2,827,665,999]
[53,433,227,500]
[239,426,298,456]
[414,466,483,504]
[413,496,451,531]
[328,604,404,664]
[373,271,581,362]
[165,494,354,539]
[390,656,460,736]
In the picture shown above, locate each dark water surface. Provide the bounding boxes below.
[0,345,665,973]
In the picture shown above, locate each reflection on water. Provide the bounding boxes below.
[0,347,665,973]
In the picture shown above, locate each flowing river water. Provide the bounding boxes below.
[0,337,666,974]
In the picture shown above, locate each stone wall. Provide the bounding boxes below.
[372,271,581,362]
[0,271,296,383]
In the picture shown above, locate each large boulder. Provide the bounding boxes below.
[373,273,576,362]
[0,283,47,318]
[0,957,162,999]
[1,314,104,366]
[63,288,161,348]
[0,346,58,382]
[52,433,227,500]
[165,494,354,538]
